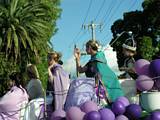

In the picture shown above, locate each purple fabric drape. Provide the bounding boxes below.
[0,86,28,120]
[50,64,70,110]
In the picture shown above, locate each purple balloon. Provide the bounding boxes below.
[80,101,98,113]
[136,75,154,91]
[99,108,115,120]
[149,59,160,77]
[125,104,142,119]
[51,109,66,119]
[115,115,129,120]
[66,106,85,120]
[112,101,126,115]
[134,59,150,76]
[151,111,160,120]
[116,96,130,107]
[85,111,101,120]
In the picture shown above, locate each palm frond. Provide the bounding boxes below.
[0,36,2,47]
[6,27,12,50]
[18,32,26,49]
[11,24,19,58]
[10,0,19,16]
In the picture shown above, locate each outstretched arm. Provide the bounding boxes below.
[75,58,87,73]
[74,47,87,74]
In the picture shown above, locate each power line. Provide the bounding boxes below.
[69,0,93,47]
[95,0,118,44]
[101,0,123,44]
[101,0,123,32]
[100,0,115,23]
[128,0,139,11]
[82,0,93,25]
[100,1,143,47]
[94,0,106,22]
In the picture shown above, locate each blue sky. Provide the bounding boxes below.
[51,0,144,62]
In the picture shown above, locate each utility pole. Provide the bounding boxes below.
[82,21,102,40]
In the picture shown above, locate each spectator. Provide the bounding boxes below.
[47,51,70,110]
[0,72,28,119]
[26,64,44,100]
[119,37,138,79]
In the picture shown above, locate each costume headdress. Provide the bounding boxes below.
[122,37,136,51]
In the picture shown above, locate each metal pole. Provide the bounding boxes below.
[83,21,102,40]
[91,21,96,40]
[74,45,79,77]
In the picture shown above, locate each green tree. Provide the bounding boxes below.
[0,0,59,65]
[110,0,160,68]
[110,11,143,67]
[0,0,61,95]
[138,36,155,61]
[111,19,125,37]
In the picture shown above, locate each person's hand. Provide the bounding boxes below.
[74,47,81,60]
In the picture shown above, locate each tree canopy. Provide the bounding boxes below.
[0,0,61,96]
[110,0,160,68]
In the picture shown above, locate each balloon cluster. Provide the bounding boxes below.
[134,59,160,119]
[134,59,160,91]
[145,111,160,120]
[111,97,142,120]
[50,97,143,120]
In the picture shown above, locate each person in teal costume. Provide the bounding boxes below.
[74,40,124,102]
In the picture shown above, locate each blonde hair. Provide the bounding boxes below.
[27,64,39,79]
[86,40,99,51]
[48,51,62,63]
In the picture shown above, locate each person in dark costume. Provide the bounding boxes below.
[74,40,124,102]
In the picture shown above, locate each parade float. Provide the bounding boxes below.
[46,58,160,120]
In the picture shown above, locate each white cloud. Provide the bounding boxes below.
[63,56,76,77]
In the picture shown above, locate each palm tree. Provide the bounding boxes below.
[0,0,60,68]
[0,0,61,95]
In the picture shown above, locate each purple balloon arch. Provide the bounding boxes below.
[116,96,130,107]
[99,108,115,120]
[112,101,126,115]
[134,59,150,76]
[136,75,154,91]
